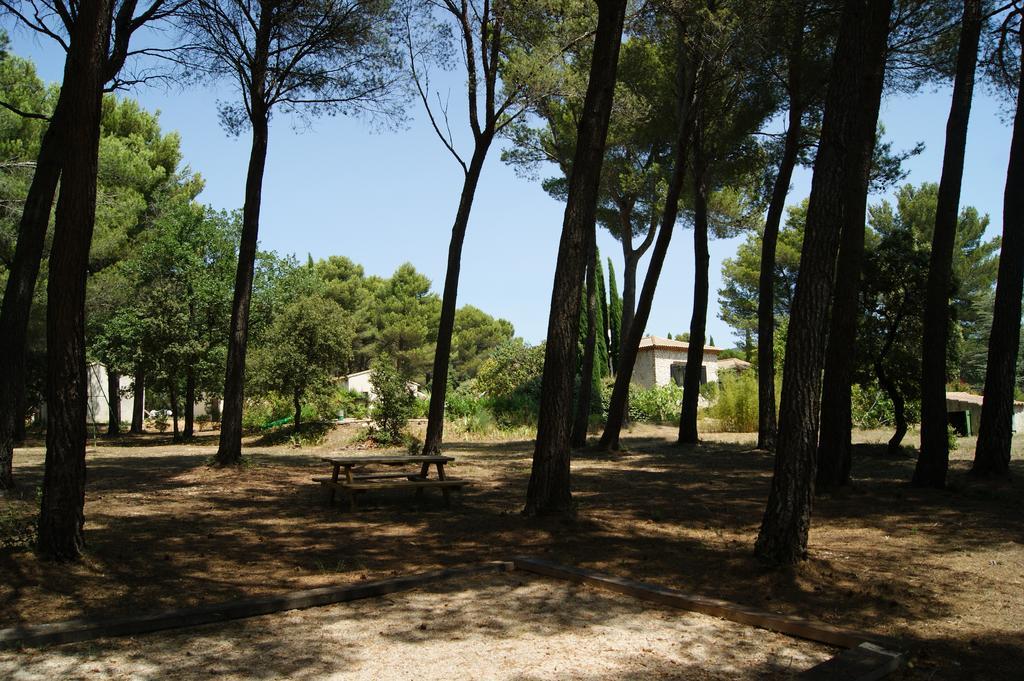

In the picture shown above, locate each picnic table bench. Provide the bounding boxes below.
[314,455,470,511]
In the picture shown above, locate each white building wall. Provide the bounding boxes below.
[633,349,719,388]
[86,363,136,425]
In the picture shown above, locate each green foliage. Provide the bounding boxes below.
[369,356,416,445]
[476,339,545,400]
[594,249,610,377]
[707,371,758,432]
[607,257,622,369]
[248,292,353,430]
[338,388,369,420]
[851,382,921,429]
[625,384,683,423]
[450,305,515,382]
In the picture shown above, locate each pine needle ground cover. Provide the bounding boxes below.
[1,424,1021,679]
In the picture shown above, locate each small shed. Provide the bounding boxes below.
[946,391,1024,436]
[631,336,723,389]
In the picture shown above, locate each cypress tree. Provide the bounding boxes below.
[595,249,611,378]
[608,258,622,371]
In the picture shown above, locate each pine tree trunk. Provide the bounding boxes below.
[572,234,599,448]
[183,368,195,439]
[0,91,70,491]
[423,143,490,455]
[293,388,302,435]
[757,100,804,451]
[754,0,891,566]
[130,366,145,434]
[915,0,982,487]
[524,0,628,515]
[679,157,710,444]
[816,175,868,489]
[37,0,111,562]
[972,31,1024,479]
[169,379,181,442]
[106,370,120,437]
[216,112,270,465]
[599,28,697,452]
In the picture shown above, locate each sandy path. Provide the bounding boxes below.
[1,573,833,680]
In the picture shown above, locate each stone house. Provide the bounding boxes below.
[631,336,723,389]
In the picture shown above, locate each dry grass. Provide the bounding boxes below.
[1,423,1022,680]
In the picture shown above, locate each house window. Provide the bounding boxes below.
[670,362,708,386]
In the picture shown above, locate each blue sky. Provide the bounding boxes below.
[8,29,1015,347]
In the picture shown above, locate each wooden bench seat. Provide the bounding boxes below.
[313,476,470,510]
[311,473,424,484]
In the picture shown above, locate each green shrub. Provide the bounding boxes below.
[707,370,758,432]
[337,388,369,420]
[369,356,415,445]
[476,339,545,399]
[446,380,486,419]
[411,396,430,419]
[627,384,683,423]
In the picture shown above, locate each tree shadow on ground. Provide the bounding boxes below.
[2,428,1022,679]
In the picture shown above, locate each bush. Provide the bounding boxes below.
[476,339,544,399]
[369,356,415,445]
[337,388,369,420]
[627,384,683,423]
[411,396,430,419]
[707,370,758,432]
[446,380,486,419]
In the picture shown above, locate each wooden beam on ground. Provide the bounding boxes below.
[511,556,887,650]
[0,562,513,650]
[797,642,906,680]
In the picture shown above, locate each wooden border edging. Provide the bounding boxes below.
[0,561,513,651]
[512,556,905,681]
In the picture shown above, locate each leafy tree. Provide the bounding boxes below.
[369,354,415,445]
[476,338,545,400]
[179,0,406,465]
[250,294,352,433]
[450,305,514,383]
[95,202,239,440]
[369,263,441,379]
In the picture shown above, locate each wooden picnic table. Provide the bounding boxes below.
[314,455,469,511]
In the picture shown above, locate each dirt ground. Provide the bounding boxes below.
[1,423,1022,680]
[1,572,835,680]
